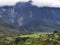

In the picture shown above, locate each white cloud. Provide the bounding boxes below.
[0,0,60,7]
[32,0,60,7]
[0,0,29,6]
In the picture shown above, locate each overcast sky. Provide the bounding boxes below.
[0,0,29,6]
[0,0,60,7]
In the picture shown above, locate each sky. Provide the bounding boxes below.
[0,0,29,6]
[32,0,60,7]
[0,0,60,7]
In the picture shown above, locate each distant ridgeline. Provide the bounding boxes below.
[0,1,60,33]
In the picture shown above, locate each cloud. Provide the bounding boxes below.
[0,0,29,6]
[32,0,60,7]
[0,0,60,8]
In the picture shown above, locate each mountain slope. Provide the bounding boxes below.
[0,1,60,33]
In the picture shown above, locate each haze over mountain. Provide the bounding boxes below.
[0,0,60,33]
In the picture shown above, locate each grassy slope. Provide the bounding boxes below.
[0,20,21,38]
[0,25,20,38]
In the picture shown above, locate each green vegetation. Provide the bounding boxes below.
[0,20,21,38]
[0,31,60,45]
[0,25,20,37]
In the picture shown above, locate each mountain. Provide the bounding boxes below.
[0,1,60,33]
